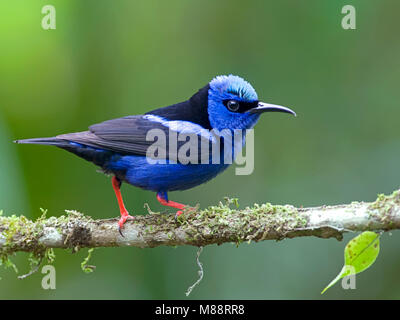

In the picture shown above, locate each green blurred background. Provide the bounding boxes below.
[1,0,399,299]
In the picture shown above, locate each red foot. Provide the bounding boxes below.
[175,210,183,217]
[112,176,134,236]
[156,192,186,220]
[118,211,134,235]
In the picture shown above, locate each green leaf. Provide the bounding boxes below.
[321,231,380,294]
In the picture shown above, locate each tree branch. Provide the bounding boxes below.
[1,190,399,255]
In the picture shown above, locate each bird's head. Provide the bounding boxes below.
[207,75,295,131]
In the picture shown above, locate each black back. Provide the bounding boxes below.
[43,84,213,162]
[146,84,211,129]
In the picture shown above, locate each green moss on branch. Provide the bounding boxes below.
[0,190,399,259]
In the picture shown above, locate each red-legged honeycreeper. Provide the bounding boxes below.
[14,75,296,235]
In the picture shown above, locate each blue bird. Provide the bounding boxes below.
[15,75,295,235]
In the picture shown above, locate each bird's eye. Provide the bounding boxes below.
[226,100,240,112]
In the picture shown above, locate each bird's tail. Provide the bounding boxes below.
[14,136,111,167]
[14,137,70,148]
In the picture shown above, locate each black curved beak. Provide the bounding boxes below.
[248,102,296,117]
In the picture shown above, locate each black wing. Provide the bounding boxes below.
[56,85,213,161]
[56,115,167,156]
[57,115,214,163]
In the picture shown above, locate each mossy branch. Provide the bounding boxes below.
[1,190,400,256]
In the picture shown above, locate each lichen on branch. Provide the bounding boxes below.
[0,190,399,258]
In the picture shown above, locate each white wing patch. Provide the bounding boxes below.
[143,114,216,142]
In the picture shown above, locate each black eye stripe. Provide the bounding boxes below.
[223,99,258,113]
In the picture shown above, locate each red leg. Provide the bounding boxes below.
[156,192,186,219]
[112,176,134,235]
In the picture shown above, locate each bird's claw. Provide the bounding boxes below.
[118,214,134,237]
[174,210,183,222]
[118,226,124,237]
